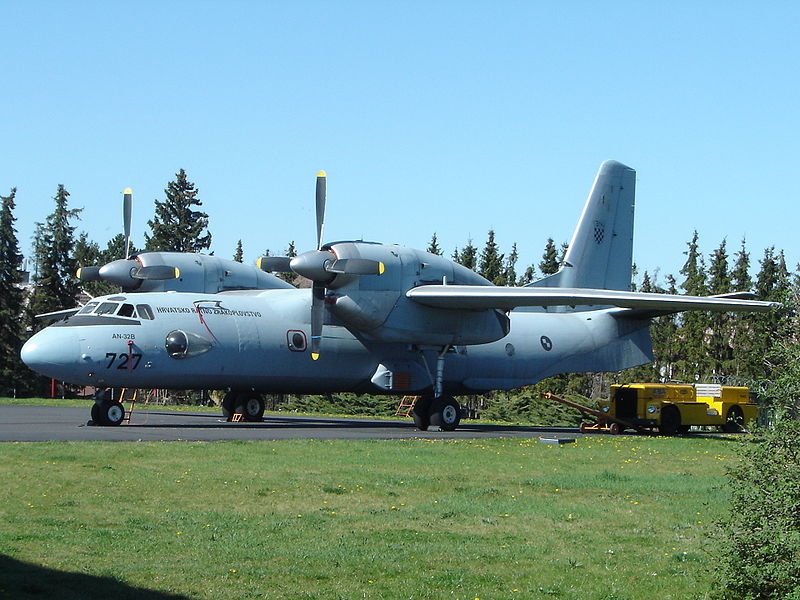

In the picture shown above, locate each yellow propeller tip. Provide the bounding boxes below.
[76,268,82,278]
[378,262,385,275]
[174,267,181,278]
[311,352,320,361]
[317,170,326,178]
[123,188,132,195]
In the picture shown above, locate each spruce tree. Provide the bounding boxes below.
[233,240,243,263]
[426,233,442,256]
[0,188,26,395]
[675,231,710,381]
[730,238,752,292]
[504,243,518,287]
[518,265,536,286]
[478,230,505,285]
[29,185,81,319]
[457,239,478,271]
[707,239,732,374]
[539,238,559,275]
[145,169,211,252]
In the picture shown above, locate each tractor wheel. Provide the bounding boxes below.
[723,405,745,433]
[659,405,681,435]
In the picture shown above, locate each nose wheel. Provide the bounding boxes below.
[90,397,126,426]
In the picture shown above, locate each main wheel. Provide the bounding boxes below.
[221,392,237,421]
[429,396,461,431]
[96,400,125,426]
[608,422,622,435]
[240,395,265,422]
[723,405,745,433]
[412,396,432,431]
[659,405,681,435]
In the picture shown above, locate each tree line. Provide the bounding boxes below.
[0,169,797,409]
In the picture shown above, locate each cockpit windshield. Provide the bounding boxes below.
[73,300,155,319]
[94,302,119,316]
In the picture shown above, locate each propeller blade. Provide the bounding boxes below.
[131,265,181,280]
[257,256,293,273]
[315,171,326,250]
[123,188,132,258]
[326,258,385,276]
[76,266,102,281]
[310,282,325,360]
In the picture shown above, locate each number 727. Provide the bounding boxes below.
[105,352,143,370]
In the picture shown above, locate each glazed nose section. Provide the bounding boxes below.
[21,327,80,380]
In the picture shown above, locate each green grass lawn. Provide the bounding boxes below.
[0,436,734,599]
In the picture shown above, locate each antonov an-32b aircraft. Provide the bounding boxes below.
[21,161,775,429]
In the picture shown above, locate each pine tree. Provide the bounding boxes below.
[478,230,505,285]
[426,233,442,256]
[675,231,709,381]
[457,239,477,271]
[730,238,752,293]
[233,240,243,263]
[518,265,536,286]
[0,188,26,395]
[504,243,519,287]
[29,185,81,319]
[73,232,106,298]
[145,169,211,252]
[707,239,732,374]
[539,238,559,275]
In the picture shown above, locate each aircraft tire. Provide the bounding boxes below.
[90,402,101,424]
[221,392,237,421]
[97,400,125,427]
[429,396,461,431]
[412,396,432,431]
[659,405,680,435]
[240,394,265,422]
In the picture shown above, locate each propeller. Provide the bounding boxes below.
[75,187,181,290]
[257,171,384,359]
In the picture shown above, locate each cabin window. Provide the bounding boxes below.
[137,304,155,320]
[118,304,136,318]
[94,302,119,315]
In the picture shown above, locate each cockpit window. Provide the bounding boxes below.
[94,302,119,316]
[137,304,155,320]
[118,304,136,318]
[78,302,99,315]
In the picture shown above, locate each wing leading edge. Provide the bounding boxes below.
[406,285,777,314]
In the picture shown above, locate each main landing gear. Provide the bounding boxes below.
[412,394,462,431]
[222,391,265,422]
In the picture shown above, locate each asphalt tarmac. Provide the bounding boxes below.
[0,404,582,442]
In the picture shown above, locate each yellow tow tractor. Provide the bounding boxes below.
[595,383,757,434]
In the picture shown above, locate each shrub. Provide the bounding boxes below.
[714,420,800,599]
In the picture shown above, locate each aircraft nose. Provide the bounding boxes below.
[21,327,80,380]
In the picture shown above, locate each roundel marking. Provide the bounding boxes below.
[540,335,553,352]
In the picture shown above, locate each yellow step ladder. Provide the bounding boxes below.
[394,396,419,417]
[118,388,139,424]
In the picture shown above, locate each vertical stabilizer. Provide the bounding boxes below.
[531,160,635,291]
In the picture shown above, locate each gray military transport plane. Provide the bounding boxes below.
[21,162,775,430]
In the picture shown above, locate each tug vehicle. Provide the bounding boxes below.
[596,383,757,434]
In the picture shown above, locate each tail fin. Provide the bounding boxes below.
[531,160,635,291]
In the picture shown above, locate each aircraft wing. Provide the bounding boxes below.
[406,285,777,313]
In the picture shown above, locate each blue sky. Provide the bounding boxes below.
[2,1,797,287]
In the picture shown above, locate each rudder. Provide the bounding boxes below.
[531,160,635,291]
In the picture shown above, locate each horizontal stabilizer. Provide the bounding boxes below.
[406,285,777,313]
